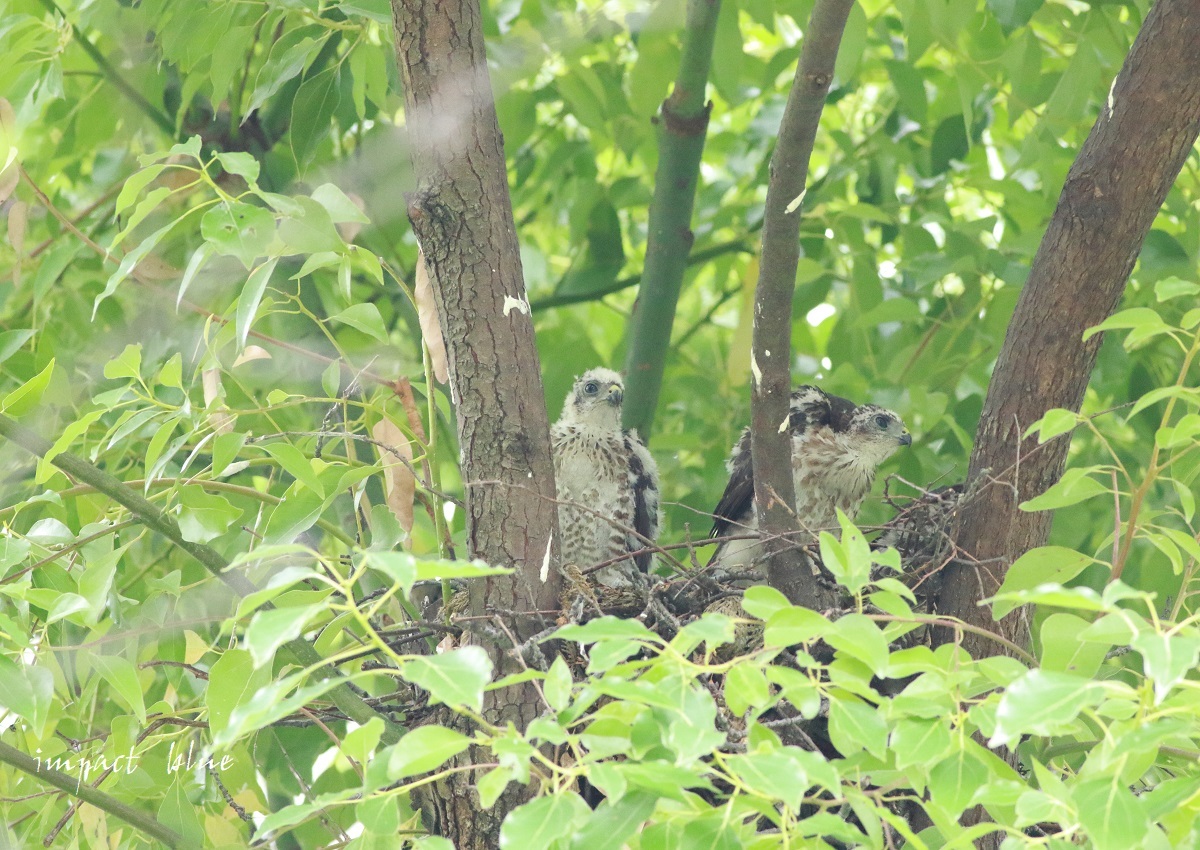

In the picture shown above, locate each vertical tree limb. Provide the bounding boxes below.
[0,742,190,849]
[940,0,1200,657]
[391,0,559,610]
[391,0,561,843]
[622,0,721,439]
[751,0,855,604]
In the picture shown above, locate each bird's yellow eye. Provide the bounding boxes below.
[583,381,600,394]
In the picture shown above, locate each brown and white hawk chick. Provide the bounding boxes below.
[552,369,660,589]
[708,385,910,571]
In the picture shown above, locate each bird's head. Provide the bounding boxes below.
[560,368,625,429]
[847,404,911,465]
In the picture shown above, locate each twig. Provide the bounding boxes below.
[0,741,186,848]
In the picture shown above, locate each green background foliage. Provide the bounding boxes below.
[1,0,1200,846]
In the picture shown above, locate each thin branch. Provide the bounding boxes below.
[529,239,752,312]
[750,0,855,604]
[621,0,722,439]
[0,741,188,848]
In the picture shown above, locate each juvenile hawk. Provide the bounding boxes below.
[552,369,660,589]
[709,385,910,570]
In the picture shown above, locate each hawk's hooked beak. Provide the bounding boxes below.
[606,383,624,405]
[899,431,912,446]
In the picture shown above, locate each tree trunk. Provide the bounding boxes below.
[391,0,560,843]
[939,0,1200,657]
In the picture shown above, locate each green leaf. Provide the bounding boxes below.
[993,546,1095,618]
[387,726,472,778]
[200,202,276,269]
[819,511,873,594]
[724,662,771,715]
[402,646,493,711]
[115,164,166,215]
[1129,385,1200,419]
[1039,613,1108,677]
[177,485,239,543]
[891,718,954,770]
[1075,776,1151,850]
[543,656,573,712]
[724,750,810,810]
[330,303,388,342]
[212,432,247,478]
[111,186,172,250]
[312,183,369,223]
[236,257,280,348]
[568,792,657,850]
[87,654,147,724]
[991,669,1104,745]
[157,778,205,848]
[246,33,328,116]
[277,196,344,254]
[245,602,327,667]
[673,612,736,655]
[1155,276,1200,301]
[357,795,401,835]
[2,359,54,417]
[1019,467,1110,512]
[0,329,33,367]
[0,656,54,735]
[156,353,183,389]
[927,749,990,817]
[500,793,590,849]
[827,696,888,760]
[103,344,142,380]
[477,765,518,809]
[987,0,1043,34]
[215,151,261,184]
[763,606,829,647]
[740,585,791,620]
[1155,414,1200,450]
[206,649,268,741]
[825,613,890,673]
[1025,407,1079,443]
[1131,630,1200,704]
[176,243,212,309]
[290,68,342,167]
[258,441,325,495]
[1083,307,1174,348]
[215,674,350,748]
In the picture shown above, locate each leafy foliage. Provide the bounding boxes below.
[1,0,1199,847]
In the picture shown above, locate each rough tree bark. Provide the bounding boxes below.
[938,0,1200,659]
[751,0,855,607]
[391,0,561,844]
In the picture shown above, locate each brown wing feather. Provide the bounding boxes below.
[626,434,658,573]
[709,428,754,540]
[705,384,840,537]
[709,385,841,540]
